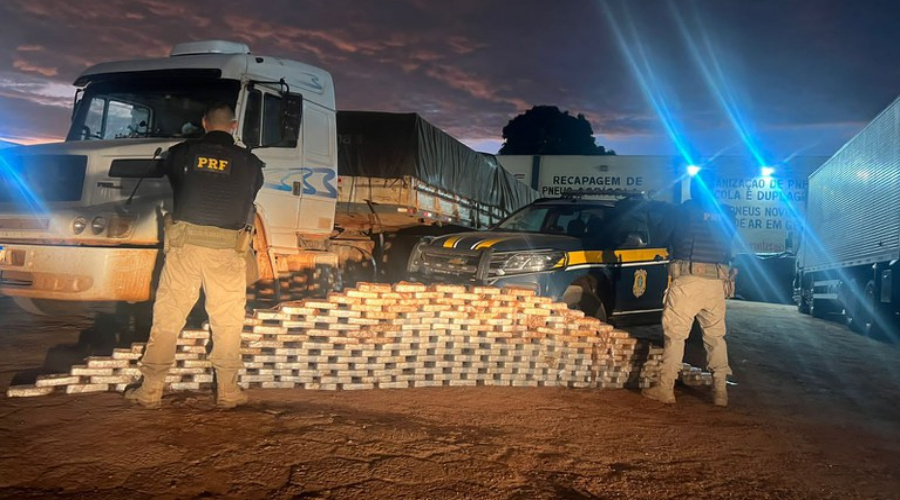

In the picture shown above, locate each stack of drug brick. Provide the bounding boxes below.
[597,333,662,389]
[635,348,713,388]
[6,282,667,398]
[242,282,624,390]
[679,363,714,386]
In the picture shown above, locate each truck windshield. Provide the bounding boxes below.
[66,77,240,141]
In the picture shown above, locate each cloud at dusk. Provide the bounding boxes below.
[0,0,897,160]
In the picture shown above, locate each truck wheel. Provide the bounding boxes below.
[856,280,883,338]
[796,275,812,314]
[810,298,833,319]
[843,280,864,333]
[797,292,811,315]
[12,297,86,317]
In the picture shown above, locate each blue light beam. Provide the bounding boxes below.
[0,154,48,215]
[599,1,697,166]
[667,1,769,167]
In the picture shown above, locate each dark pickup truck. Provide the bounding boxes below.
[408,194,675,325]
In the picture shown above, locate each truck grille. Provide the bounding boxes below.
[0,218,50,230]
[0,154,88,203]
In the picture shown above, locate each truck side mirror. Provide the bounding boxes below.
[109,159,165,178]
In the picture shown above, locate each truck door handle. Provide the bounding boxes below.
[292,181,304,196]
[97,181,122,189]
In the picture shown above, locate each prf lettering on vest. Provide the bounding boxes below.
[194,155,230,173]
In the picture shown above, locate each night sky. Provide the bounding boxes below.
[1,0,898,161]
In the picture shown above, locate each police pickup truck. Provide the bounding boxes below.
[408,193,675,325]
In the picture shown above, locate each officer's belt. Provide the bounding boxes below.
[167,219,241,250]
[669,260,729,280]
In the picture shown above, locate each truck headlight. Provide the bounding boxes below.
[90,216,108,235]
[497,251,566,275]
[72,217,87,235]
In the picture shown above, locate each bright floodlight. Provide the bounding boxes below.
[686,165,701,177]
[761,166,775,177]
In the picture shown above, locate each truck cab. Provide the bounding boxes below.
[0,40,338,313]
[408,193,674,324]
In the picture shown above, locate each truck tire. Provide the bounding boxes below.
[810,297,835,319]
[796,276,812,315]
[843,280,864,333]
[856,280,883,338]
[797,292,811,315]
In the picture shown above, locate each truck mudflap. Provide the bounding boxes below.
[0,244,159,302]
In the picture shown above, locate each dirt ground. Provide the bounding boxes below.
[0,297,898,500]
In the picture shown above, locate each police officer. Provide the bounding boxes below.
[126,101,264,409]
[642,168,736,407]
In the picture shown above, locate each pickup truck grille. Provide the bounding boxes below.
[409,244,488,282]
[409,244,518,283]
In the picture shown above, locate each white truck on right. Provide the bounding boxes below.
[796,94,900,338]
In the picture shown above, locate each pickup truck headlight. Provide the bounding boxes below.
[497,251,566,275]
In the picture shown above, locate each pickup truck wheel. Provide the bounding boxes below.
[564,280,609,324]
[12,297,85,317]
[594,301,609,324]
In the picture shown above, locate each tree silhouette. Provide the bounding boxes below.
[499,105,615,156]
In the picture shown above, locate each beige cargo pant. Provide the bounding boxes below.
[139,244,247,380]
[660,274,732,379]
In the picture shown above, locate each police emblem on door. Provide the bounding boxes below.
[633,269,648,298]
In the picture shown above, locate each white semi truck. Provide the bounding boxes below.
[795,94,900,337]
[0,40,535,314]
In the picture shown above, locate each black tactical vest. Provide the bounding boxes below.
[164,131,264,230]
[670,199,734,265]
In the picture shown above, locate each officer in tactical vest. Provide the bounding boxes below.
[642,168,737,407]
[126,102,264,409]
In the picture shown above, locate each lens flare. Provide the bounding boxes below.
[667,1,769,168]
[599,2,697,166]
[0,154,48,214]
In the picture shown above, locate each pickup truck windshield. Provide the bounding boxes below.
[497,204,611,234]
[495,201,656,249]
[66,77,240,141]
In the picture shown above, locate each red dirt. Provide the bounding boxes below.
[1,298,898,500]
